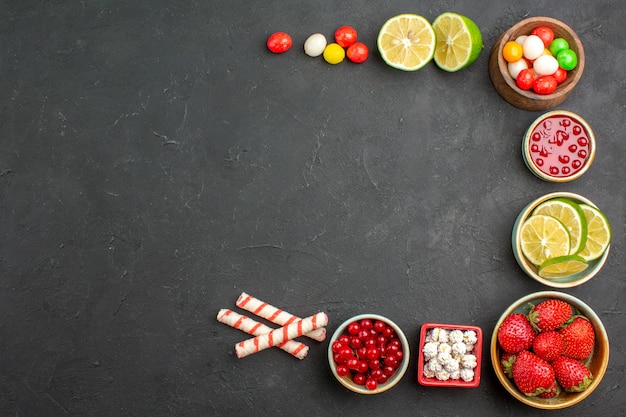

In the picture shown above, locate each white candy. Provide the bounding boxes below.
[533,54,559,76]
[428,358,443,373]
[422,342,438,361]
[462,354,478,370]
[437,351,452,365]
[304,33,327,57]
[452,342,467,357]
[523,35,545,60]
[515,35,528,45]
[436,370,451,381]
[443,358,460,373]
[448,330,464,344]
[460,368,475,382]
[423,364,436,378]
[463,330,478,345]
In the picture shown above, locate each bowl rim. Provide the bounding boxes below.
[522,110,596,182]
[512,192,610,288]
[417,322,483,388]
[496,16,585,101]
[490,291,610,409]
[327,313,410,394]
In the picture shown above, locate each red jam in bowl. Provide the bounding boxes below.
[524,112,595,182]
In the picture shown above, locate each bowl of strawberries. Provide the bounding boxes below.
[490,291,609,409]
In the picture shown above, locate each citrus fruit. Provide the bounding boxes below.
[323,43,345,64]
[520,214,571,266]
[431,12,483,72]
[578,204,612,261]
[377,14,436,71]
[532,198,587,255]
[537,255,589,279]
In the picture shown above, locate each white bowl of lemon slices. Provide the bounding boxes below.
[512,192,611,288]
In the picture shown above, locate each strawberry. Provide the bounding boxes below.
[528,299,572,332]
[553,356,593,392]
[500,352,516,378]
[512,350,556,396]
[532,330,565,362]
[559,316,595,360]
[497,313,536,354]
[538,380,562,398]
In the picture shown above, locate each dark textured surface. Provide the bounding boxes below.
[1,1,624,416]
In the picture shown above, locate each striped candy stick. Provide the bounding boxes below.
[236,292,326,342]
[216,309,309,360]
[234,312,328,359]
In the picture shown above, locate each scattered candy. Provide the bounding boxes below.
[304,33,327,57]
[323,42,345,64]
[267,32,293,53]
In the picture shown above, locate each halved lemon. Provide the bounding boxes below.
[578,204,612,261]
[532,198,587,255]
[432,12,483,72]
[538,255,589,279]
[377,14,436,71]
[520,214,571,266]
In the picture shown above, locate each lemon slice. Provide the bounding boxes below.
[520,214,571,266]
[578,204,612,261]
[432,12,483,72]
[377,14,436,71]
[532,198,587,255]
[538,255,589,279]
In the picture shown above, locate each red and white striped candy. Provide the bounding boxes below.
[234,312,328,359]
[216,309,309,360]
[236,292,326,342]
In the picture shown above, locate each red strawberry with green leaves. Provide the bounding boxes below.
[512,350,556,396]
[559,316,595,360]
[538,380,562,398]
[532,330,565,362]
[553,356,593,392]
[497,313,536,354]
[500,352,516,378]
[528,299,572,332]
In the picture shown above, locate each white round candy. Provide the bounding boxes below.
[304,33,327,57]
[515,35,528,45]
[508,58,529,79]
[533,54,559,76]
[522,35,545,60]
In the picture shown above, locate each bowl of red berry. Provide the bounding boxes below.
[522,110,596,182]
[328,314,410,394]
[488,16,584,111]
[491,291,609,409]
[417,323,483,388]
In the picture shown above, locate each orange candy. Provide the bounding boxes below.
[503,41,523,63]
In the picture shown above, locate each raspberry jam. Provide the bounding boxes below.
[523,111,595,182]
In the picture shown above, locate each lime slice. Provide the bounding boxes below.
[520,214,571,266]
[538,255,589,279]
[377,14,436,71]
[532,198,587,255]
[432,12,483,72]
[578,204,612,261]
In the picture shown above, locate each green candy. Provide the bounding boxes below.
[549,37,569,56]
[557,48,578,71]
